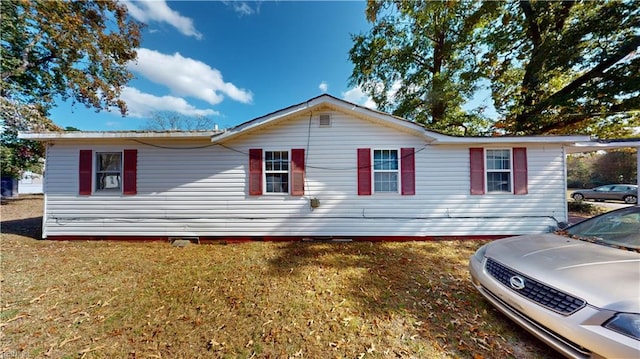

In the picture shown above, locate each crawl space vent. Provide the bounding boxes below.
[319,114,332,127]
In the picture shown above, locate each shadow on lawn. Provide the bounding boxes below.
[267,241,561,358]
[268,241,473,313]
[0,217,43,239]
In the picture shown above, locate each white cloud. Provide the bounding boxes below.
[319,81,328,93]
[224,1,261,16]
[121,0,202,39]
[234,2,255,16]
[120,87,219,118]
[342,81,405,110]
[342,86,377,109]
[129,48,253,105]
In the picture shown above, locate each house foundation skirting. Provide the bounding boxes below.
[44,235,510,243]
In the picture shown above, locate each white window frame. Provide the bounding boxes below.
[485,148,513,194]
[373,149,399,194]
[264,150,290,194]
[95,152,122,193]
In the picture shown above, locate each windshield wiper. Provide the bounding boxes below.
[555,230,640,253]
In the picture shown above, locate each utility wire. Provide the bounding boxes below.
[132,139,217,150]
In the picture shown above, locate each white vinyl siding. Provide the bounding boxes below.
[40,112,569,239]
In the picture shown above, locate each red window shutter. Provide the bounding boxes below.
[291,149,305,196]
[513,147,528,195]
[79,150,93,195]
[357,148,372,195]
[123,149,138,195]
[401,148,415,195]
[249,149,263,195]
[469,148,485,195]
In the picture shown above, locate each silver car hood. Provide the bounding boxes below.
[485,233,640,312]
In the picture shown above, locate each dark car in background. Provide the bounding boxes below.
[469,206,640,359]
[571,184,637,204]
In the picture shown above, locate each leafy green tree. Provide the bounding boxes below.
[566,154,593,188]
[1,0,142,178]
[350,1,639,137]
[1,0,141,114]
[482,1,640,136]
[592,150,637,185]
[1,98,58,178]
[349,0,496,135]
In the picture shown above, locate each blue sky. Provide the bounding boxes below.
[50,1,381,131]
[50,0,499,132]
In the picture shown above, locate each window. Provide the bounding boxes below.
[373,149,399,193]
[79,149,136,195]
[486,149,511,193]
[470,147,527,195]
[248,149,304,196]
[265,151,289,193]
[357,148,414,196]
[96,152,122,191]
[612,186,629,192]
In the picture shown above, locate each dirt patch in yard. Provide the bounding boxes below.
[1,195,562,358]
[1,195,43,239]
[1,195,43,219]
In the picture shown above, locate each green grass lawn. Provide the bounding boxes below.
[1,196,560,358]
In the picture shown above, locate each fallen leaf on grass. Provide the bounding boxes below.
[44,343,55,357]
[79,345,105,358]
[102,296,117,307]
[367,343,376,353]
[207,339,225,351]
[59,335,81,348]
[0,313,28,326]
[29,294,46,304]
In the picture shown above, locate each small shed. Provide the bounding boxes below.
[1,177,18,198]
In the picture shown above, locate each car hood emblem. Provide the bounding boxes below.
[509,276,526,290]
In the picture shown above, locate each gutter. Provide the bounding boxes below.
[18,130,220,141]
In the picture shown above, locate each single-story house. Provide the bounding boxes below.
[19,94,640,241]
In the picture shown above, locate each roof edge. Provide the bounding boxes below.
[430,135,592,145]
[211,94,433,143]
[19,130,221,140]
[566,139,640,153]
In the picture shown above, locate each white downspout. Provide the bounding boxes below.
[562,146,569,222]
[42,143,50,238]
[637,146,639,207]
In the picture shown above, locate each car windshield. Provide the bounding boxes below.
[564,207,640,251]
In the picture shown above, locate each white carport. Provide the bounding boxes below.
[567,138,640,206]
